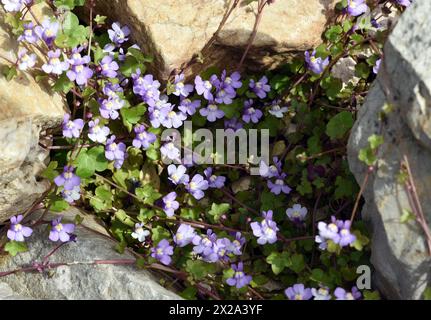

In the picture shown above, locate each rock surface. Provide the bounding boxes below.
[348,1,431,300]
[0,208,181,300]
[0,4,66,222]
[80,0,336,79]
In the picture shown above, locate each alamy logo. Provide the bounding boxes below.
[356,265,371,290]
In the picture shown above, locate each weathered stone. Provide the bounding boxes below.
[347,1,431,300]
[0,208,181,300]
[0,4,66,222]
[79,0,336,80]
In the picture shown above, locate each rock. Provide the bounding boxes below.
[0,4,66,222]
[0,208,181,300]
[79,0,336,80]
[347,1,431,300]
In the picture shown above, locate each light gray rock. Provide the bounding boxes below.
[0,208,181,300]
[0,3,66,222]
[347,1,431,300]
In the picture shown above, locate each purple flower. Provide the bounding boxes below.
[226,262,252,289]
[259,157,283,179]
[161,107,187,129]
[373,58,381,75]
[249,76,271,99]
[346,0,368,17]
[195,76,214,101]
[285,284,313,300]
[108,22,131,46]
[17,48,36,71]
[67,49,93,86]
[267,174,292,195]
[132,71,161,105]
[151,239,174,265]
[268,100,289,118]
[7,215,32,242]
[334,287,362,300]
[160,142,181,162]
[131,223,150,243]
[311,287,332,300]
[34,18,59,46]
[250,210,279,245]
[62,114,84,139]
[103,82,123,98]
[315,219,340,250]
[224,117,243,131]
[221,70,242,89]
[168,164,189,185]
[212,238,232,262]
[186,174,209,200]
[204,167,226,189]
[286,204,308,223]
[214,84,236,105]
[88,119,110,143]
[61,185,81,204]
[42,49,70,75]
[200,103,225,122]
[242,99,263,124]
[99,96,124,120]
[192,229,218,262]
[2,0,28,12]
[395,0,411,7]
[100,55,119,78]
[305,50,329,75]
[133,125,156,149]
[226,232,245,256]
[173,73,194,97]
[337,220,356,247]
[178,98,201,116]
[18,22,38,44]
[105,135,127,169]
[54,166,81,191]
[149,105,170,128]
[174,224,196,247]
[162,192,180,217]
[49,217,75,242]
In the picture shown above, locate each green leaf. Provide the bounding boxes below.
[179,286,198,300]
[151,226,170,244]
[208,203,230,223]
[400,208,415,224]
[120,56,144,77]
[355,62,370,79]
[368,134,384,150]
[423,287,431,300]
[89,185,112,211]
[41,161,59,181]
[363,290,381,300]
[54,0,85,10]
[74,149,97,178]
[5,241,28,257]
[52,73,74,94]
[115,209,135,227]
[120,103,147,131]
[325,25,343,42]
[289,254,305,273]
[185,260,217,280]
[326,111,354,140]
[266,252,291,275]
[50,198,70,212]
[2,65,18,81]
[88,146,108,172]
[94,14,107,25]
[135,185,162,205]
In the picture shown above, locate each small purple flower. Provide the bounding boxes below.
[88,119,110,143]
[103,82,123,98]
[168,164,189,185]
[221,70,242,89]
[226,262,252,289]
[249,76,271,99]
[250,210,279,245]
[214,85,236,105]
[49,217,75,242]
[195,76,214,101]
[315,219,340,250]
[100,55,119,78]
[173,73,194,97]
[200,103,225,122]
[346,0,368,17]
[373,58,381,75]
[133,125,156,149]
[105,135,127,169]
[212,238,231,262]
[7,215,32,242]
[151,239,174,265]
[242,99,263,124]
[42,49,70,75]
[17,48,36,71]
[204,167,226,189]
[224,117,243,131]
[132,71,161,105]
[61,185,81,204]
[160,142,181,162]
[334,287,362,300]
[99,97,124,120]
[62,114,84,139]
[161,107,187,129]
[286,204,308,223]
[2,0,28,12]
[285,284,313,300]
[259,157,282,179]
[174,224,196,247]
[54,166,81,191]
[337,220,356,247]
[267,174,292,195]
[192,229,218,262]
[268,100,289,118]
[67,49,93,86]
[305,50,329,75]
[18,22,38,44]
[311,287,332,300]
[131,223,150,243]
[108,22,131,46]
[162,192,180,217]
[178,98,201,116]
[186,174,209,200]
[226,232,245,256]
[34,18,59,46]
